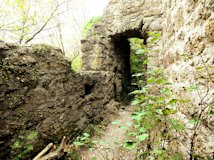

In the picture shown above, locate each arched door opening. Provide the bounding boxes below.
[111,30,148,103]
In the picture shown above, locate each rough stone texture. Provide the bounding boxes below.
[82,0,164,100]
[81,0,213,159]
[0,0,213,159]
[0,41,117,159]
[160,1,214,158]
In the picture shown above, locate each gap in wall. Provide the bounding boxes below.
[111,29,147,103]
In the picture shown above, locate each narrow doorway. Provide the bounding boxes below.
[111,30,148,103]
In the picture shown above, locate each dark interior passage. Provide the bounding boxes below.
[114,38,131,97]
[111,29,147,103]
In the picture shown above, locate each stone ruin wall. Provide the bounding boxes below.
[0,0,213,159]
[82,0,164,100]
[81,0,214,158]
[159,0,213,158]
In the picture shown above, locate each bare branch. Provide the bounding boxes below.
[37,136,67,160]
[24,5,58,44]
[19,0,31,44]
[33,143,54,160]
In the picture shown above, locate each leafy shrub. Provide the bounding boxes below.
[129,38,147,90]
[129,38,147,75]
[11,131,38,160]
[127,32,185,159]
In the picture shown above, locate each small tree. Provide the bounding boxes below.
[0,0,67,44]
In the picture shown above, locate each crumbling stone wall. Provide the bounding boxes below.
[81,0,213,158]
[81,0,163,100]
[160,0,214,158]
[0,41,118,159]
[1,0,213,159]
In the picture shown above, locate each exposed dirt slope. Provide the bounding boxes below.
[0,41,117,159]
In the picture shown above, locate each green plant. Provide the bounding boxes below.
[73,132,97,149]
[11,131,38,160]
[129,38,147,90]
[71,129,109,159]
[126,32,186,159]
[129,69,184,158]
[81,16,102,38]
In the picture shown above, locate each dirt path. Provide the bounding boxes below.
[80,106,136,160]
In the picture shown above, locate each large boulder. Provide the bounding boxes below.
[0,41,116,159]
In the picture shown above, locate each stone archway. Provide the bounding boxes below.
[81,28,148,103]
[110,29,148,102]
